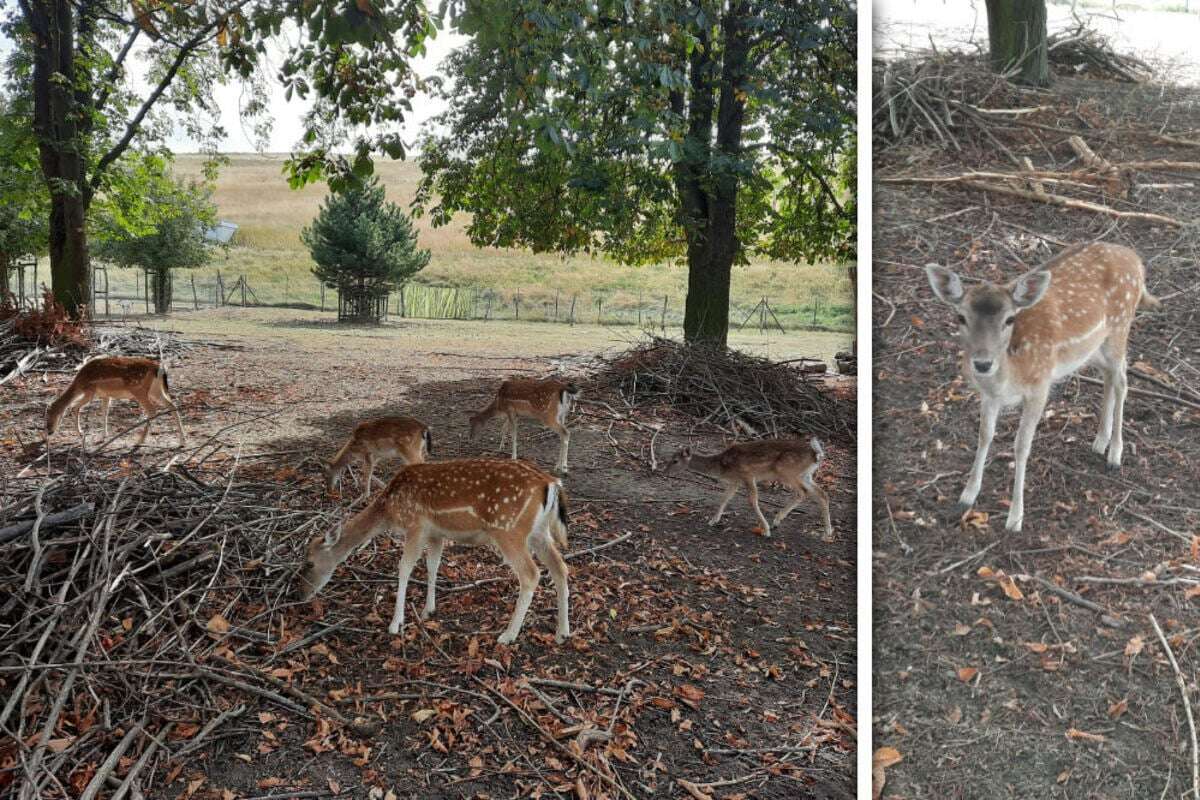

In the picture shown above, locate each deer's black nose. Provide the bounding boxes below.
[973,359,994,374]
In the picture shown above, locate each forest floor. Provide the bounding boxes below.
[873,57,1200,799]
[1,311,856,799]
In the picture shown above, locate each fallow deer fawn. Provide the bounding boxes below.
[297,458,570,645]
[46,356,186,448]
[926,242,1159,532]
[469,378,580,473]
[326,416,431,502]
[663,437,833,540]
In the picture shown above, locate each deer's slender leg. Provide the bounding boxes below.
[959,395,1001,511]
[389,531,425,635]
[74,391,94,439]
[1107,357,1128,470]
[497,536,540,645]
[420,538,444,620]
[746,479,772,537]
[497,414,509,452]
[548,421,570,473]
[100,398,112,438]
[709,483,739,526]
[534,537,571,642]
[157,385,186,448]
[1007,388,1050,532]
[361,456,376,504]
[509,412,519,460]
[1092,352,1117,458]
[134,395,155,445]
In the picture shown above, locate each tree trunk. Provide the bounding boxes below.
[151,269,172,314]
[47,193,90,314]
[683,243,733,345]
[25,0,93,317]
[985,0,1050,86]
[0,253,10,298]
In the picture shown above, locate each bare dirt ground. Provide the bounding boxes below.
[1,310,855,798]
[873,68,1200,798]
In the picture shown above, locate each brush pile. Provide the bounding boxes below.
[1048,24,1151,82]
[874,24,1151,150]
[597,337,854,443]
[0,447,348,797]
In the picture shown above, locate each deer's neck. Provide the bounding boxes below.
[688,452,724,477]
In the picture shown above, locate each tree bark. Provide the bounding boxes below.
[985,0,1050,86]
[25,0,93,316]
[151,269,172,315]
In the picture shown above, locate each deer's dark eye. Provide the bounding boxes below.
[1004,315,1016,326]
[956,314,967,325]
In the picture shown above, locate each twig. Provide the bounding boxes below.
[1151,614,1199,800]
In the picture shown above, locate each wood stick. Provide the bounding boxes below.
[1151,614,1199,800]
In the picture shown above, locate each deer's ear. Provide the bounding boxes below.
[1011,269,1052,309]
[925,264,964,305]
[323,525,341,547]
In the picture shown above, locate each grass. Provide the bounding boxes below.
[107,153,854,331]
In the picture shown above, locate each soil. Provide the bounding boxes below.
[0,314,856,799]
[873,72,1200,798]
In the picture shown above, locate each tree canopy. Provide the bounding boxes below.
[416,0,856,343]
[7,0,440,314]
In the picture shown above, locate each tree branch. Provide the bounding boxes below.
[93,27,141,116]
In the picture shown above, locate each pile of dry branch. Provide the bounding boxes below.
[0,444,343,797]
[1048,24,1152,82]
[596,338,854,444]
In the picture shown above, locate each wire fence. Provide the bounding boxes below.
[6,263,853,333]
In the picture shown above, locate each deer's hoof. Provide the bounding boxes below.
[497,632,517,646]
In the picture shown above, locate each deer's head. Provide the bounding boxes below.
[926,264,1052,378]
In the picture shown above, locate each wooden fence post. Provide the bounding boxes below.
[554,288,560,322]
[514,288,520,320]
[568,294,577,326]
[596,297,602,325]
[191,275,198,310]
[661,295,668,333]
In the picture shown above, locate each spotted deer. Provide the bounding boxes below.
[469,378,580,473]
[926,242,1159,532]
[297,458,570,645]
[663,437,833,540]
[326,416,431,502]
[46,356,186,448]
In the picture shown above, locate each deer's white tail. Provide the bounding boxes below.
[810,436,825,462]
[536,480,569,549]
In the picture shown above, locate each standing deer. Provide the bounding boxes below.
[663,437,833,540]
[926,242,1159,532]
[46,356,186,448]
[469,378,580,473]
[326,416,431,502]
[297,458,571,645]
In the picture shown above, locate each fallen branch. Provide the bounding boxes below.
[1151,614,1200,800]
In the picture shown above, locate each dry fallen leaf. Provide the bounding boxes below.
[206,614,231,635]
[957,666,978,683]
[1124,635,1144,658]
[1066,727,1107,743]
[872,746,903,800]
[1108,698,1128,719]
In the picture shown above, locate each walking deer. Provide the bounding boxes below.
[926,242,1159,532]
[663,437,833,540]
[469,378,580,473]
[46,356,186,448]
[326,416,431,502]
[297,458,570,645]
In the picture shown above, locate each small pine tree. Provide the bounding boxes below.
[303,178,430,322]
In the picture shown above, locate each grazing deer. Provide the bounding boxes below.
[326,416,431,502]
[663,437,833,540]
[926,242,1159,532]
[297,458,570,645]
[46,356,186,448]
[469,378,580,473]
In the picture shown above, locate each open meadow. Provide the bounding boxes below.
[59,155,854,333]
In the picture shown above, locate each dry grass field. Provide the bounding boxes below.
[106,154,858,331]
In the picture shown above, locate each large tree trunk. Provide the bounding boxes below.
[985,0,1050,86]
[48,193,90,313]
[25,0,93,317]
[683,242,733,345]
[151,269,172,314]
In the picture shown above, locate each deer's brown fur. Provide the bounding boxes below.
[927,242,1158,532]
[327,416,431,501]
[46,356,185,448]
[664,437,833,540]
[298,458,570,645]
[469,378,580,472]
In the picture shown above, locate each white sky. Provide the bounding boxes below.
[875,0,1200,83]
